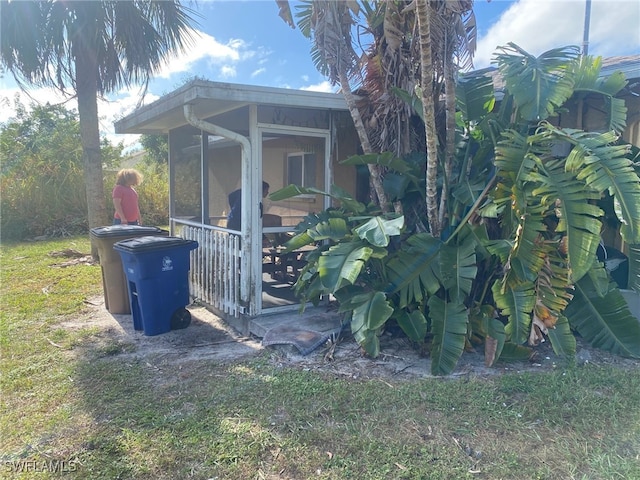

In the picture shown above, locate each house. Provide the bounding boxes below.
[114,80,362,333]
[114,56,640,333]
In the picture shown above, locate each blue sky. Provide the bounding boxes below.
[1,0,638,148]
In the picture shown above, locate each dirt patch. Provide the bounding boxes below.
[63,296,640,381]
[62,297,263,367]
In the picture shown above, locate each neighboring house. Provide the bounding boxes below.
[115,80,361,332]
[114,56,639,331]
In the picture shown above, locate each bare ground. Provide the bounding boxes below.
[62,296,640,381]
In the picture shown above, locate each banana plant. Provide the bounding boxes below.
[272,44,640,374]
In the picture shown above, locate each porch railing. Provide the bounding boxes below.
[180,223,242,318]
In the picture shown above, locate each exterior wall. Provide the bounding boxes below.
[207,144,241,226]
[205,126,362,229]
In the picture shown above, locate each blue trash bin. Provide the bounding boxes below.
[113,236,199,336]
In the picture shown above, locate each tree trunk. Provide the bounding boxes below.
[416,0,440,237]
[438,44,457,227]
[338,70,391,213]
[75,42,108,258]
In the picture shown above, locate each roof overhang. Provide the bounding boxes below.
[114,80,349,135]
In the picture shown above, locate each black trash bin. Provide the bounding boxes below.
[90,225,168,314]
[113,236,199,336]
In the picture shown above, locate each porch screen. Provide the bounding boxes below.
[170,127,202,222]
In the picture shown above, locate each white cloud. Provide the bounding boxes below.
[0,83,153,149]
[251,68,266,77]
[220,65,237,78]
[156,29,250,79]
[300,80,335,93]
[475,0,640,68]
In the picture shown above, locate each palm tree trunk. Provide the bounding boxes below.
[338,70,391,213]
[416,0,440,237]
[438,45,457,227]
[75,42,108,257]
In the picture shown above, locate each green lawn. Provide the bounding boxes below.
[1,236,640,479]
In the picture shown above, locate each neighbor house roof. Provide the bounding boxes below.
[481,54,640,100]
[601,55,640,80]
[114,79,348,135]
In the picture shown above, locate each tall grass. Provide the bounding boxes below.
[2,159,169,241]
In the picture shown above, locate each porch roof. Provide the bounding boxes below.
[114,79,349,135]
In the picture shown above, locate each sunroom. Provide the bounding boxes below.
[114,80,362,333]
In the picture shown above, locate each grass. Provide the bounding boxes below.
[2,235,640,479]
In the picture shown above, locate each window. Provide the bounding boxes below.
[287,152,316,188]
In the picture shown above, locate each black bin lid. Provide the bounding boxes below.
[90,225,167,238]
[113,235,198,253]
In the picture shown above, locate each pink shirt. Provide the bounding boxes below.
[112,184,140,222]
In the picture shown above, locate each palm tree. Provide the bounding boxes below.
[414,0,475,237]
[1,0,198,238]
[278,0,391,212]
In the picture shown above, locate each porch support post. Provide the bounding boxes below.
[183,104,253,312]
[248,104,262,316]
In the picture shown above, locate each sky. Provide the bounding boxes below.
[0,0,638,150]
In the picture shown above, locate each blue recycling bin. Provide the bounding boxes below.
[114,236,199,336]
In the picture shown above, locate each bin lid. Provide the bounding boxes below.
[113,235,198,253]
[90,225,167,238]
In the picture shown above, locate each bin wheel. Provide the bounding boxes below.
[171,308,191,330]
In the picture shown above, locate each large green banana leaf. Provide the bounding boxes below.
[629,244,640,293]
[494,129,541,186]
[507,210,548,284]
[439,238,477,302]
[494,43,579,122]
[566,277,640,358]
[485,316,507,367]
[429,296,468,375]
[456,70,496,122]
[546,315,576,357]
[529,169,603,282]
[269,183,367,214]
[387,233,443,308]
[340,151,418,177]
[394,309,428,343]
[354,215,404,247]
[571,55,629,133]
[560,129,640,243]
[492,281,535,345]
[318,241,373,291]
[343,290,394,358]
[282,216,350,252]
